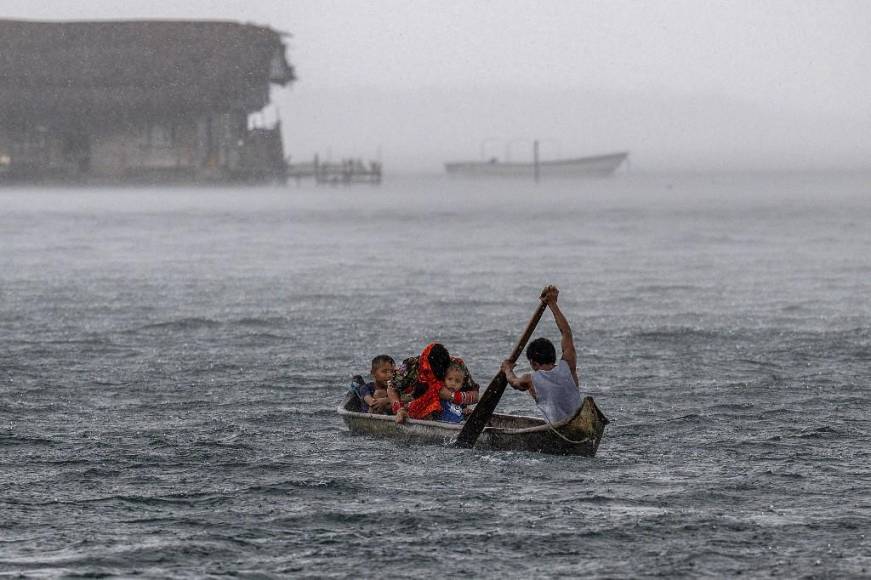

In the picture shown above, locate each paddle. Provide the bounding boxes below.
[454,289,548,448]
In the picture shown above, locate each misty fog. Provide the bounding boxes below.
[4,0,869,174]
[5,0,871,171]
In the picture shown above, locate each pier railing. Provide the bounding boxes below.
[287,155,382,185]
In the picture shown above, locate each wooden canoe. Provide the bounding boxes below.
[337,392,609,456]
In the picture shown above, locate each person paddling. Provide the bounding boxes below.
[501,285,581,424]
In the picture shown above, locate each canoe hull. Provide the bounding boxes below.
[338,393,608,456]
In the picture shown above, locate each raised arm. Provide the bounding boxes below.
[543,287,578,386]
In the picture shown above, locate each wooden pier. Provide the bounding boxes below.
[287,155,382,185]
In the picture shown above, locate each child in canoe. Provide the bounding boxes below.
[353,354,395,414]
[389,343,479,423]
[501,285,582,424]
[436,362,468,423]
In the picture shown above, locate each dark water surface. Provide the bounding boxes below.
[1,174,869,578]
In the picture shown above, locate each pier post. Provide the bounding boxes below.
[533,139,540,183]
[314,153,321,185]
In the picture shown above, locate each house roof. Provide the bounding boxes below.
[0,19,295,119]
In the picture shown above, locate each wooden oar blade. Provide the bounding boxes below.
[454,371,508,448]
[453,293,548,449]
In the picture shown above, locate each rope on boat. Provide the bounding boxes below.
[545,425,594,445]
[539,406,594,446]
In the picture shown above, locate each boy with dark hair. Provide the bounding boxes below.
[501,285,581,424]
[354,354,395,414]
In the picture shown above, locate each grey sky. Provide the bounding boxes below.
[4,1,870,171]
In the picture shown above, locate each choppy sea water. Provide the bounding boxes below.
[1,173,869,578]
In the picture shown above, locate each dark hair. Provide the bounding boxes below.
[411,344,452,398]
[412,382,429,398]
[446,362,464,376]
[371,354,395,370]
[427,343,451,380]
[526,337,556,365]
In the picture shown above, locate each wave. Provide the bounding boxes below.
[665,413,703,423]
[630,327,736,341]
[708,402,756,412]
[19,337,111,346]
[231,316,288,328]
[246,477,363,496]
[193,439,256,451]
[795,425,841,439]
[0,432,56,446]
[52,467,123,482]
[634,284,702,293]
[236,332,289,345]
[734,358,780,369]
[132,317,222,332]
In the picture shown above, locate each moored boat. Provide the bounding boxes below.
[444,151,628,179]
[338,391,609,456]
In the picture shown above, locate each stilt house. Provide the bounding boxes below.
[0,20,295,183]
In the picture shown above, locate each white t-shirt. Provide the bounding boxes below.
[531,359,581,424]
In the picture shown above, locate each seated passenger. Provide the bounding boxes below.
[356,354,395,414]
[436,363,467,423]
[388,343,479,423]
